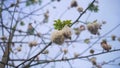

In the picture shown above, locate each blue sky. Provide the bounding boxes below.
[0,0,120,68]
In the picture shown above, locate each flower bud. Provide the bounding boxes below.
[111,35,116,41]
[16,47,22,52]
[90,49,94,54]
[74,53,79,58]
[90,57,97,65]
[29,41,38,47]
[62,48,68,54]
[70,0,78,7]
[77,6,83,12]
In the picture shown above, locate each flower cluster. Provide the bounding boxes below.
[51,25,72,45]
[87,20,102,35]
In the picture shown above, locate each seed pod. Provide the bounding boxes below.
[90,49,94,54]
[36,56,39,61]
[74,53,79,58]
[16,47,22,52]
[32,41,38,46]
[101,42,111,52]
[108,45,111,50]
[37,32,41,37]
[111,35,116,41]
[43,10,49,23]
[0,36,7,41]
[70,0,78,8]
[77,6,83,12]
[29,42,33,47]
[80,25,85,31]
[42,50,49,54]
[44,10,49,19]
[90,57,97,65]
[102,21,106,24]
[10,3,15,7]
[87,23,97,35]
[74,28,80,35]
[29,41,38,47]
[18,30,22,33]
[62,48,68,54]
[102,39,107,44]
[27,23,34,35]
[118,37,120,42]
[84,38,90,44]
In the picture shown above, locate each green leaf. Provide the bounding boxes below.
[53,19,72,30]
[88,3,99,12]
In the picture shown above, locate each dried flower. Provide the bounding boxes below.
[62,25,72,39]
[87,21,101,35]
[51,30,65,45]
